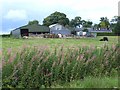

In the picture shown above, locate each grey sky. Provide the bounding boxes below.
[1,0,119,34]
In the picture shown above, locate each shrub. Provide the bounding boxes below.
[97,33,116,36]
[2,44,120,88]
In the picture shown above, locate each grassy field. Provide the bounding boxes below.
[1,36,118,50]
[1,36,119,88]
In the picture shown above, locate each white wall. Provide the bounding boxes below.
[76,31,83,36]
[83,32,86,35]
[76,31,86,36]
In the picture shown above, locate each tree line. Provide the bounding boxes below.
[28,11,120,35]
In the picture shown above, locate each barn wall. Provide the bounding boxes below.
[12,29,21,38]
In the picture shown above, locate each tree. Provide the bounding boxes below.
[110,16,118,23]
[100,21,106,28]
[80,20,92,32]
[93,24,98,28]
[28,20,39,25]
[69,19,76,27]
[82,20,93,28]
[69,16,82,28]
[114,16,120,35]
[99,17,110,28]
[43,11,69,26]
[110,16,118,31]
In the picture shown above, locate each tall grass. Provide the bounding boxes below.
[51,76,118,88]
[2,44,120,88]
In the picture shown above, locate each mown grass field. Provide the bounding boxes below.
[1,36,120,88]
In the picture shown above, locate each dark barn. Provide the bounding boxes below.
[11,24,49,38]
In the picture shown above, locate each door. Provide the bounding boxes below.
[21,29,29,37]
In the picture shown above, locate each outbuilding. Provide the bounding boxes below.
[87,28,112,37]
[11,23,49,38]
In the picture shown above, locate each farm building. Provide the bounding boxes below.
[70,27,112,37]
[11,23,49,38]
[87,28,112,37]
[74,28,87,36]
[49,24,71,35]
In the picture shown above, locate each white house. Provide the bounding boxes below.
[49,24,71,35]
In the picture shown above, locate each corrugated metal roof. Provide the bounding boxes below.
[88,28,112,33]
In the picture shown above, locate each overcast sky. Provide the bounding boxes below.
[1,0,119,34]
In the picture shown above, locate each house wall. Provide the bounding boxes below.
[50,29,71,35]
[83,32,87,36]
[76,31,87,36]
[50,24,71,35]
[76,31,83,36]
[11,29,21,38]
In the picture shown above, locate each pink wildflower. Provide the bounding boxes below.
[8,54,16,63]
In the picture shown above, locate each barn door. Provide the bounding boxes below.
[21,29,29,37]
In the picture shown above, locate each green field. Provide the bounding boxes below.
[1,36,118,50]
[1,36,119,88]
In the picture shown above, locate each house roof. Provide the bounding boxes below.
[49,24,59,28]
[13,24,49,32]
[49,23,83,32]
[49,23,66,28]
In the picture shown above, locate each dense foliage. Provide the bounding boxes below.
[28,20,39,25]
[2,44,119,88]
[69,16,82,28]
[97,33,116,36]
[99,17,110,28]
[114,17,120,35]
[43,11,69,26]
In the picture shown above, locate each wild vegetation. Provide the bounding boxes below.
[1,36,119,88]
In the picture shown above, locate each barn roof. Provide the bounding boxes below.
[13,24,49,32]
[88,28,112,33]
